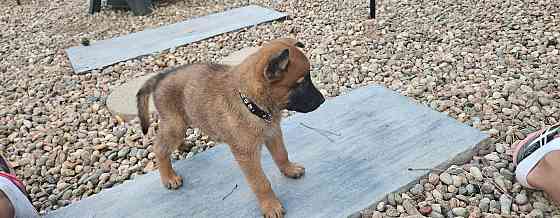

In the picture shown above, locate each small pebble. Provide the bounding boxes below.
[452,175,462,187]
[432,190,443,200]
[385,207,400,217]
[484,153,500,162]
[533,201,550,212]
[428,212,444,218]
[465,184,476,195]
[431,204,441,214]
[499,194,512,215]
[518,203,533,212]
[428,173,440,185]
[529,208,544,218]
[387,193,398,206]
[371,211,383,218]
[489,200,500,214]
[117,147,131,158]
[469,167,483,181]
[410,184,424,195]
[403,199,419,215]
[419,205,432,215]
[479,198,490,212]
[480,182,495,194]
[452,207,468,217]
[514,193,528,205]
[439,172,453,185]
[495,144,506,153]
[376,201,386,212]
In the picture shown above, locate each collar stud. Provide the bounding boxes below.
[239,93,272,123]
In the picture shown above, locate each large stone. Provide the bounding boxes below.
[220,46,260,65]
[46,85,487,218]
[106,75,155,121]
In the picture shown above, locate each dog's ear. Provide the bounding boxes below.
[264,48,289,81]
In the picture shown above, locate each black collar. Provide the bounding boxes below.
[239,93,272,123]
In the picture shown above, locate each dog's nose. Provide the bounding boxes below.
[314,93,325,105]
[315,96,325,105]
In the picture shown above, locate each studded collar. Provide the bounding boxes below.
[239,92,272,123]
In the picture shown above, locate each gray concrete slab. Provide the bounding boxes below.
[46,85,487,218]
[106,47,259,121]
[66,5,286,73]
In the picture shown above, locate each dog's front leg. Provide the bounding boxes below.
[265,127,305,179]
[230,144,285,218]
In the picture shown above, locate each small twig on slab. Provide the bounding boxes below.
[299,122,341,136]
[299,122,341,143]
[222,184,238,200]
[407,167,445,172]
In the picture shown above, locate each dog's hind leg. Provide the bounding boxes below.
[155,116,187,189]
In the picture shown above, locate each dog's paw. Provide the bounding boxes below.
[281,162,305,179]
[261,199,285,218]
[162,174,183,189]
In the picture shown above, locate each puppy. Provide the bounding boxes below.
[136,38,325,218]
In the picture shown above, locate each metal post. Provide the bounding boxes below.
[89,0,102,14]
[126,0,153,16]
[369,0,376,19]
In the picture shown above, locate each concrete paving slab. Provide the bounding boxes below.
[106,47,259,120]
[66,5,286,73]
[46,85,487,218]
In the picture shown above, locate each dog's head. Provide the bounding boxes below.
[254,38,325,113]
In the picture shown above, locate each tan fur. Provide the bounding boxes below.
[137,38,313,218]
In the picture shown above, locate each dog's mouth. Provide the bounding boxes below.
[286,74,325,113]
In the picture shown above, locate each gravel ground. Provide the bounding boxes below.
[1,0,559,216]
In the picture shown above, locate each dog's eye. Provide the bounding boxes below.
[290,82,302,90]
[291,73,310,89]
[291,76,306,88]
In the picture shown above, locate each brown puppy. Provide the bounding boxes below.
[136,38,325,218]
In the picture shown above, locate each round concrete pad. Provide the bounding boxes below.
[220,47,260,65]
[106,47,259,121]
[106,75,155,121]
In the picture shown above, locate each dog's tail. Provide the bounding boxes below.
[136,75,160,135]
